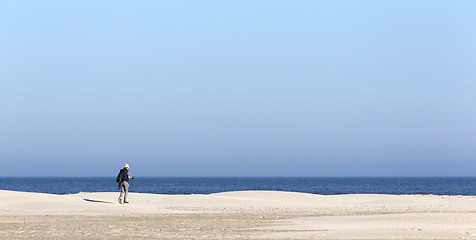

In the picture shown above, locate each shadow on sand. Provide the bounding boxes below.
[83,198,113,204]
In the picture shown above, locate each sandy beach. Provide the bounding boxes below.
[1,190,476,239]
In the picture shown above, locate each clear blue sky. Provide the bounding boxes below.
[1,1,475,177]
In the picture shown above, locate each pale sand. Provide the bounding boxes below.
[1,190,476,239]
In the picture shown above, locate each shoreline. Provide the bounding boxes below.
[3,188,476,197]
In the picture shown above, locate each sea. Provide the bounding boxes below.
[1,177,475,196]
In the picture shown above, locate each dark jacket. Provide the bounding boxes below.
[121,168,130,182]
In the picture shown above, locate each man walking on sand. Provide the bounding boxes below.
[118,164,133,204]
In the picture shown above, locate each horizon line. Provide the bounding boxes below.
[4,176,476,178]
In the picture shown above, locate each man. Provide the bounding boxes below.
[118,164,133,204]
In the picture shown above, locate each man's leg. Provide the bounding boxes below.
[119,183,125,204]
[123,182,129,203]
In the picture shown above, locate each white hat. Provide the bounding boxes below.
[124,164,129,168]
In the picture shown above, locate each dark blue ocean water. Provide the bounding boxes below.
[1,177,476,196]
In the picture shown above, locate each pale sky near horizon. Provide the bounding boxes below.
[1,1,476,177]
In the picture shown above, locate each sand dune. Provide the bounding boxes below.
[1,190,476,239]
